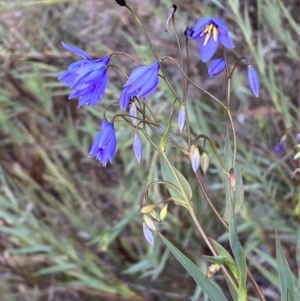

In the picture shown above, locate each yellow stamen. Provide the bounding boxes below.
[203,32,212,46]
[212,27,218,41]
[201,23,218,46]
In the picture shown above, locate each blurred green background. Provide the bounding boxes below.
[0,0,299,300]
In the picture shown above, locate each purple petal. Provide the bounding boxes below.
[219,31,234,48]
[247,66,260,97]
[119,86,131,111]
[208,58,226,77]
[133,133,142,163]
[199,35,219,62]
[191,17,212,39]
[62,42,91,60]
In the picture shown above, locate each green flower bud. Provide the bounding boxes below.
[160,204,168,221]
[140,204,155,214]
[201,151,209,174]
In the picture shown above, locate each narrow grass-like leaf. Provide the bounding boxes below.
[229,219,247,301]
[159,233,229,301]
[276,236,295,301]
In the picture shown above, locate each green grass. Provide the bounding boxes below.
[0,0,299,300]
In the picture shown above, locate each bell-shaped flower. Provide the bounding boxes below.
[120,61,160,111]
[189,145,200,172]
[208,58,226,77]
[247,65,260,98]
[191,17,234,62]
[133,133,143,163]
[58,42,110,108]
[178,105,186,132]
[89,118,117,166]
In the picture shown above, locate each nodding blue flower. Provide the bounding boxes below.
[189,145,200,172]
[58,42,110,108]
[143,222,154,245]
[133,133,143,163]
[120,62,160,111]
[247,65,260,98]
[274,142,284,154]
[191,17,234,62]
[296,133,300,144]
[208,58,226,77]
[89,118,117,166]
[178,105,186,132]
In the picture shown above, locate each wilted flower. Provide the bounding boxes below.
[58,42,110,108]
[247,65,260,98]
[89,118,117,166]
[208,58,226,77]
[120,61,160,111]
[133,133,143,163]
[191,17,234,62]
[189,145,200,172]
[178,105,186,132]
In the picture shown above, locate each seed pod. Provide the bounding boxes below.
[160,204,168,221]
[201,151,209,174]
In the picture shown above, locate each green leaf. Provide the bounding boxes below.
[210,239,239,301]
[159,233,229,301]
[223,132,244,222]
[210,239,239,280]
[276,235,295,301]
[229,219,247,301]
[160,155,192,203]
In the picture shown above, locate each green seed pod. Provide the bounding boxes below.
[160,204,168,221]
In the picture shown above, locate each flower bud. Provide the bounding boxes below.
[160,204,168,221]
[247,65,260,97]
[133,133,142,163]
[229,168,236,193]
[178,105,186,132]
[129,102,138,125]
[143,215,156,231]
[189,145,200,172]
[208,58,226,77]
[201,151,209,174]
[140,204,155,214]
[143,222,154,245]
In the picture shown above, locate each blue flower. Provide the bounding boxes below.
[191,17,234,62]
[58,42,110,108]
[208,58,226,77]
[178,105,186,132]
[189,145,200,172]
[89,118,117,166]
[247,65,260,98]
[274,142,284,154]
[120,62,160,111]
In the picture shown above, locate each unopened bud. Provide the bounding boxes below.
[140,204,155,214]
[150,210,158,220]
[189,145,200,172]
[143,215,156,231]
[130,102,138,125]
[178,105,186,132]
[229,168,236,193]
[160,204,168,221]
[201,152,209,174]
[143,222,154,245]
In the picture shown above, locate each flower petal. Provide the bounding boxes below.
[247,65,260,97]
[62,42,91,60]
[199,34,219,62]
[191,17,212,39]
[208,58,226,77]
